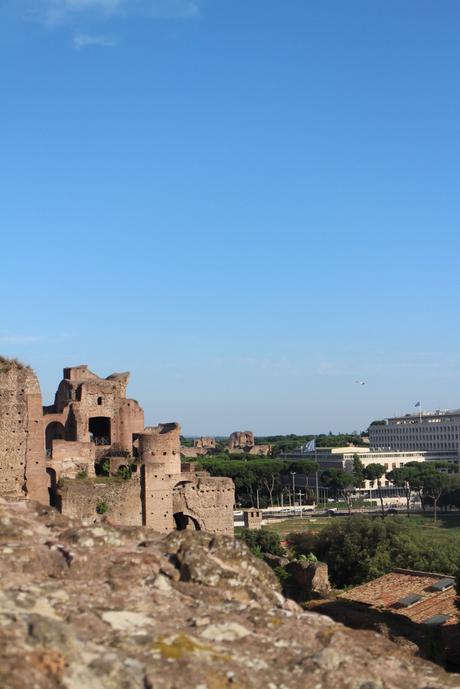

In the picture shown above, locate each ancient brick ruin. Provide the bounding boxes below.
[193,436,216,449]
[0,359,234,535]
[228,430,255,451]
[228,430,272,456]
[180,436,216,458]
[0,358,48,504]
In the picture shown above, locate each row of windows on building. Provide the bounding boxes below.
[372,428,459,437]
[372,442,456,450]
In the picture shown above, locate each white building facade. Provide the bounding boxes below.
[368,410,460,455]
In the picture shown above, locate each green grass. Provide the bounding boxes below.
[263,512,460,541]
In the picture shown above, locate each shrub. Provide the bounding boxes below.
[96,459,110,476]
[298,553,317,562]
[117,466,131,481]
[238,528,284,557]
[76,470,88,479]
[96,500,108,515]
[288,516,460,588]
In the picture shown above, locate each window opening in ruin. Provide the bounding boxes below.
[89,417,111,446]
[46,468,58,508]
[173,512,201,531]
[97,397,103,406]
[45,421,65,455]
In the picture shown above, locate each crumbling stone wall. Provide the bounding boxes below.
[49,440,96,480]
[173,476,234,535]
[193,436,216,449]
[142,462,175,532]
[285,561,332,602]
[180,446,205,458]
[59,477,143,525]
[1,358,235,537]
[247,444,272,456]
[0,358,47,502]
[228,431,255,451]
[44,366,144,458]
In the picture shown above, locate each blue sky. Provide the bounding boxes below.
[1,0,460,435]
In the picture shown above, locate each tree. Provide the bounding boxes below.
[438,475,460,511]
[286,460,319,503]
[386,466,415,517]
[287,516,460,588]
[320,469,356,513]
[363,463,387,518]
[403,461,452,519]
[352,455,365,489]
[421,472,450,523]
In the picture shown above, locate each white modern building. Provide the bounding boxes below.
[282,445,458,498]
[368,409,460,454]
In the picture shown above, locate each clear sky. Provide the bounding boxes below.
[1,1,460,435]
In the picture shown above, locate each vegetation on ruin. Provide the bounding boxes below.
[117,465,132,480]
[0,356,28,371]
[96,499,109,515]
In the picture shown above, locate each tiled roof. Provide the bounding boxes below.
[339,569,459,626]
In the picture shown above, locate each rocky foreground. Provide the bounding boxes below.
[0,498,458,689]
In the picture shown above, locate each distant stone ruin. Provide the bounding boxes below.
[181,436,216,458]
[0,359,234,535]
[228,431,272,456]
[228,430,255,451]
[193,436,216,449]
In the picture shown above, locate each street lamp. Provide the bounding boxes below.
[290,471,296,510]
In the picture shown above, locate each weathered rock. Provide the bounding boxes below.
[0,498,458,689]
[263,552,290,570]
[285,559,332,601]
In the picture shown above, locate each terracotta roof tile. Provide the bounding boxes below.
[339,569,459,626]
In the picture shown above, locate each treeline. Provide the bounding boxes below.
[255,433,367,455]
[196,457,318,507]
[195,454,459,518]
[181,433,368,455]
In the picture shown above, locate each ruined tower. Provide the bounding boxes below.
[0,358,47,503]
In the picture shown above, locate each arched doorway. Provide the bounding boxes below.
[89,417,111,446]
[46,468,58,507]
[173,512,201,531]
[45,422,65,456]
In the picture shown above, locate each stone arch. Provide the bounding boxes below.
[46,468,58,507]
[45,421,65,453]
[173,512,201,531]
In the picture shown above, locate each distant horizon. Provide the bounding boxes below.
[3,352,457,437]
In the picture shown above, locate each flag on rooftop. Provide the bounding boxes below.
[304,439,316,453]
[414,401,421,407]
